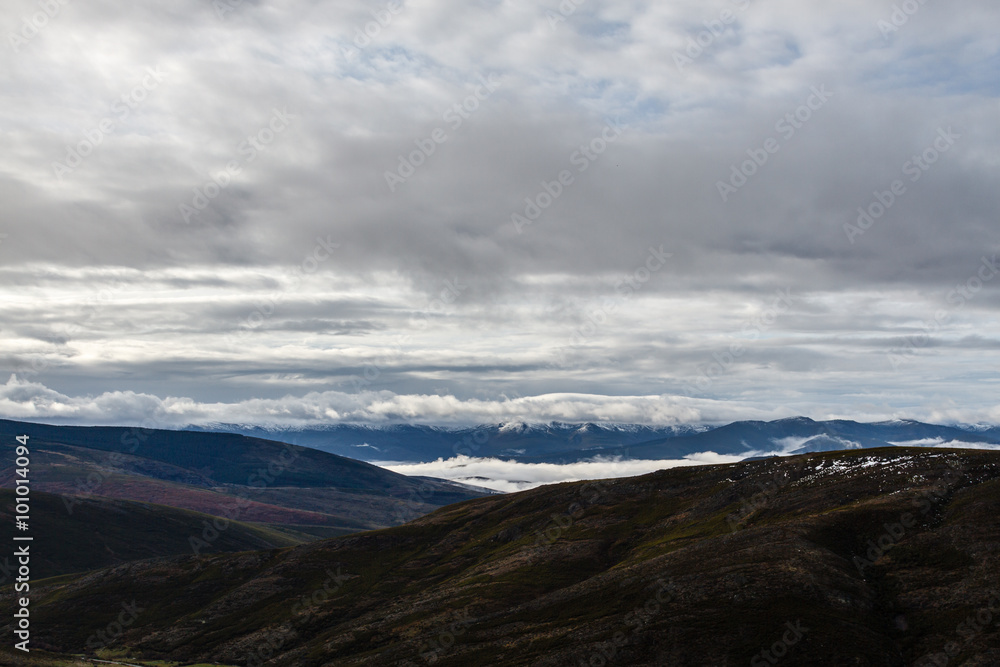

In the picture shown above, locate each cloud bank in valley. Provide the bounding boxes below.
[381,453,744,492]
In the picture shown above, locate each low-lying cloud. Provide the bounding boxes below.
[889,438,1000,451]
[383,439,1000,492]
[381,453,743,493]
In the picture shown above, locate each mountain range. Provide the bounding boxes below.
[191,417,1000,463]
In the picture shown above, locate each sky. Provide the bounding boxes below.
[1,0,999,429]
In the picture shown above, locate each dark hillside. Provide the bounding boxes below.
[0,488,306,580]
[6,448,1000,666]
[0,419,493,537]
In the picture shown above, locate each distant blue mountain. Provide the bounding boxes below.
[188,417,1000,463]
[184,422,702,462]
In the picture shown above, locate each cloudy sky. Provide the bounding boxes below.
[1,0,999,428]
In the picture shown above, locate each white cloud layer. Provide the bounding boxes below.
[4,375,1000,430]
[380,453,743,492]
[888,438,1000,451]
[384,437,1000,492]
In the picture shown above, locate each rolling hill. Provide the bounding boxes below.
[0,419,494,539]
[0,488,308,581]
[7,447,1000,666]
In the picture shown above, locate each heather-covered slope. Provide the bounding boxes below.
[6,448,1000,666]
[0,419,493,536]
[0,488,307,581]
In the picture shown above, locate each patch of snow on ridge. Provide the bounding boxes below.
[791,451,965,486]
[498,421,528,434]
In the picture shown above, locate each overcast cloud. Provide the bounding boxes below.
[1,0,998,427]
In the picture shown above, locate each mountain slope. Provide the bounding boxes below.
[0,488,307,581]
[9,447,1000,666]
[0,419,480,498]
[0,419,493,535]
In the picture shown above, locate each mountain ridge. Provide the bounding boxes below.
[0,418,493,536]
[187,417,1000,464]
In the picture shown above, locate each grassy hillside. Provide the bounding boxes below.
[0,419,482,501]
[0,419,492,537]
[0,488,307,580]
[6,448,1000,666]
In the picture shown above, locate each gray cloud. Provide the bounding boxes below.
[1,0,999,427]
